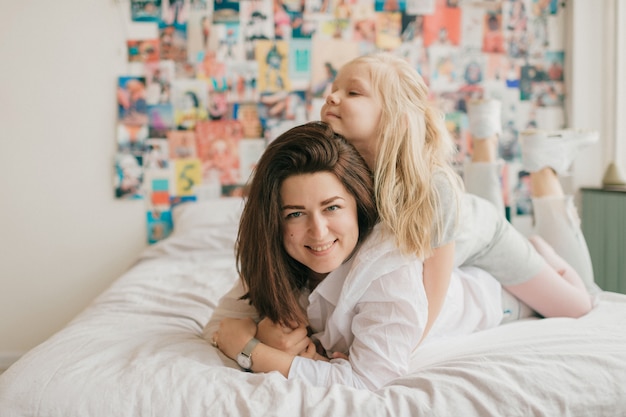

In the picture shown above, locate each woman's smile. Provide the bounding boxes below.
[307,240,337,254]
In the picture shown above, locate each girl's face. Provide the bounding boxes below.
[320,62,382,168]
[281,172,359,277]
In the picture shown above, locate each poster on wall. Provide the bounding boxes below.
[116,0,569,243]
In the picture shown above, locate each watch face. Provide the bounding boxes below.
[237,353,252,370]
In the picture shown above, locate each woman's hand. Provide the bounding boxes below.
[256,317,310,355]
[256,318,330,362]
[212,317,257,360]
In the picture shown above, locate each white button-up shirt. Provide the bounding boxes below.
[289,225,503,391]
[206,225,503,391]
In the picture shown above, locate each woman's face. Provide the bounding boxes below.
[281,172,359,276]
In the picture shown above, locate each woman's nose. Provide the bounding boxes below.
[309,214,328,238]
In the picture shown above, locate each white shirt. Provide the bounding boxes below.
[206,225,503,391]
[289,225,503,391]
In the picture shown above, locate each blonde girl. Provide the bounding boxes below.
[320,53,594,337]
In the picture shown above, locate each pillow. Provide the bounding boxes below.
[172,197,245,236]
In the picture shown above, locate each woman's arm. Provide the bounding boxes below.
[214,317,328,378]
[256,317,310,356]
[421,241,455,344]
[213,265,426,391]
[203,280,258,342]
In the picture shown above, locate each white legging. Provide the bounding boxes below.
[464,162,599,320]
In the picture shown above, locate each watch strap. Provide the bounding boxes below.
[242,337,260,357]
[238,337,260,370]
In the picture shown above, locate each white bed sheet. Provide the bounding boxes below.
[1,206,626,417]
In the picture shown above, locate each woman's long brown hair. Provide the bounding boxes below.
[236,121,378,326]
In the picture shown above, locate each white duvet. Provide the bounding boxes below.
[1,201,626,417]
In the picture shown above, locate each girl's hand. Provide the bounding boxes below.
[299,340,329,362]
[332,351,349,361]
[213,317,257,360]
[256,317,310,355]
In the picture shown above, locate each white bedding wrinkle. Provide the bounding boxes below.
[1,203,625,417]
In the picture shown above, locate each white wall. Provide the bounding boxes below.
[0,0,147,367]
[0,0,616,369]
[567,0,626,197]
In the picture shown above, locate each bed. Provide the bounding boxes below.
[1,197,625,417]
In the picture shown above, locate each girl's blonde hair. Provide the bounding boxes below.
[348,53,463,259]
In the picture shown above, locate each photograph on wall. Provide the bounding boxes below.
[127,39,161,63]
[213,0,240,23]
[118,76,149,126]
[171,79,209,129]
[239,138,266,184]
[114,153,144,199]
[146,208,173,244]
[422,2,461,47]
[162,0,190,26]
[174,158,202,196]
[146,174,172,206]
[256,40,291,93]
[236,102,263,138]
[148,103,175,131]
[159,24,188,62]
[145,60,176,105]
[375,12,402,50]
[167,129,197,159]
[131,0,163,22]
[143,138,170,169]
[195,119,243,185]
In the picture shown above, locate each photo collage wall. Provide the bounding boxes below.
[114,0,568,243]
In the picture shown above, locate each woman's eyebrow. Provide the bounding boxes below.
[281,196,344,210]
[320,196,344,205]
[282,204,305,210]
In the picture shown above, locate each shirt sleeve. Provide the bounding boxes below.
[203,280,259,341]
[431,170,459,248]
[287,264,427,391]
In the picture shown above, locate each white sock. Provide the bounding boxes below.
[467,99,502,139]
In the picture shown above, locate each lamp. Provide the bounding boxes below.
[602,161,626,189]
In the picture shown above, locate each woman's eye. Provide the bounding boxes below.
[326,205,340,212]
[286,211,302,219]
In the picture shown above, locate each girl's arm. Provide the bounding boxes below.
[420,241,455,344]
[421,170,461,343]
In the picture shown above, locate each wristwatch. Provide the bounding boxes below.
[236,337,260,371]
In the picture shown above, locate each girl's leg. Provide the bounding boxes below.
[504,130,600,318]
[530,173,599,294]
[464,100,538,321]
[522,129,600,294]
[464,99,504,212]
[505,262,592,318]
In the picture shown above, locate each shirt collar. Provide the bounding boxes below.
[308,256,355,307]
